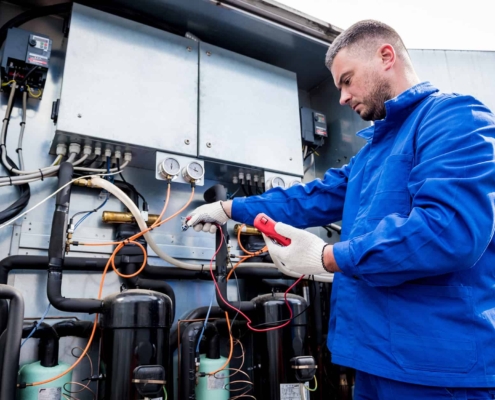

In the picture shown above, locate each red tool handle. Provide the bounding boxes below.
[254,213,291,246]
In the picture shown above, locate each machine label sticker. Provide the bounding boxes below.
[27,54,48,66]
[38,387,61,400]
[280,383,308,400]
[207,372,226,390]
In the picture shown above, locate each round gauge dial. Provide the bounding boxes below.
[266,176,286,190]
[290,180,301,187]
[159,157,181,178]
[182,161,205,182]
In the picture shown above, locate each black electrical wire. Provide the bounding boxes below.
[81,155,98,167]
[240,184,249,196]
[304,145,321,161]
[254,182,261,195]
[0,93,30,224]
[116,158,148,211]
[247,182,253,196]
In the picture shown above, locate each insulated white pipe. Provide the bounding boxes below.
[90,177,334,281]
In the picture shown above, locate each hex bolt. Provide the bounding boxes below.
[184,139,190,145]
[206,51,211,56]
[206,142,212,148]
[77,114,82,118]
[187,47,192,52]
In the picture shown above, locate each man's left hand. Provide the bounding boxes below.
[262,222,340,276]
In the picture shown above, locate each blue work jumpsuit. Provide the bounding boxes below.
[232,82,495,399]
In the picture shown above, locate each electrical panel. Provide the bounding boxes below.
[0,28,51,98]
[301,107,327,147]
[198,42,303,177]
[51,4,199,162]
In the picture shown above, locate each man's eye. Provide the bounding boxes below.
[345,79,351,85]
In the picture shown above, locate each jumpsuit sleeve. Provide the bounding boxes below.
[333,95,495,286]
[231,156,358,229]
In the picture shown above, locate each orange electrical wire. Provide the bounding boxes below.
[236,224,267,256]
[207,311,233,376]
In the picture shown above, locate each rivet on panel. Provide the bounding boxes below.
[184,139,190,145]
[187,47,192,52]
[206,142,212,148]
[206,51,211,56]
[77,114,82,118]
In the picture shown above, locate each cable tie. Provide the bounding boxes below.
[18,382,27,389]
[19,122,26,126]
[15,147,22,153]
[8,176,12,186]
[39,169,44,181]
[2,118,8,123]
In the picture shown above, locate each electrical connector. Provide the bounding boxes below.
[83,145,92,156]
[56,143,67,156]
[94,146,102,156]
[246,173,252,182]
[69,143,81,155]
[114,150,122,159]
[124,152,132,162]
[104,148,112,158]
[141,210,149,222]
[253,174,259,183]
[233,176,239,184]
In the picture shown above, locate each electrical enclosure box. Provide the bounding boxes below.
[51,4,199,161]
[199,42,303,177]
[0,27,51,96]
[301,107,327,147]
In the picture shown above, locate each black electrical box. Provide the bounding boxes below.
[300,107,327,147]
[1,27,52,99]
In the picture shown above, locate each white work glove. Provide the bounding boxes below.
[262,222,329,275]
[186,201,230,233]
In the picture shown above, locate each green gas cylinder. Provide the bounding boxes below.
[18,361,73,400]
[196,354,230,400]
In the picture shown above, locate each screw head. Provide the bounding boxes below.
[289,157,293,161]
[184,139,190,145]
[77,114,82,118]
[206,51,211,56]
[206,142,212,148]
[187,46,192,52]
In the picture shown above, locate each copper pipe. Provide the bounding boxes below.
[102,211,159,226]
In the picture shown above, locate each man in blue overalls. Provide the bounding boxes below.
[187,20,495,399]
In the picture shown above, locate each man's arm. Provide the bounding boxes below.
[334,95,495,286]
[187,155,359,231]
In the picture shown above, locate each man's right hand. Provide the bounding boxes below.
[185,200,232,233]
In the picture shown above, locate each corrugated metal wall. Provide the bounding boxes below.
[410,49,495,111]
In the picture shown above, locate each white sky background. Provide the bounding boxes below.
[278,0,495,51]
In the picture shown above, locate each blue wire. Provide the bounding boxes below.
[74,195,109,231]
[196,291,215,354]
[21,303,51,347]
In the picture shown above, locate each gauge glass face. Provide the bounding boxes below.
[272,177,285,188]
[290,180,301,187]
[187,162,204,180]
[162,157,180,176]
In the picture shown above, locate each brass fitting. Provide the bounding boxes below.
[102,211,159,226]
[233,224,261,236]
[73,178,95,187]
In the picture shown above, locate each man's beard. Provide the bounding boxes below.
[359,76,393,121]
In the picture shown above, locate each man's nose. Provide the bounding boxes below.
[339,90,351,106]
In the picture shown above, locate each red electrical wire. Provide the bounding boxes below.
[210,226,305,333]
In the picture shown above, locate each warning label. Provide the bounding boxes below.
[208,373,226,390]
[280,383,309,400]
[38,387,61,400]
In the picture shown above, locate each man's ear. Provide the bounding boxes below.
[378,44,396,71]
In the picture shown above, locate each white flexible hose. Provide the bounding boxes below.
[90,177,334,282]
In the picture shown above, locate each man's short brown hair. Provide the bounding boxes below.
[325,20,409,69]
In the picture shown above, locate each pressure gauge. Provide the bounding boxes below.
[182,161,205,183]
[159,157,181,179]
[290,180,301,187]
[266,176,286,190]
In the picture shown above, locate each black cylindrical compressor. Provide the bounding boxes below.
[100,289,173,399]
[252,293,308,400]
